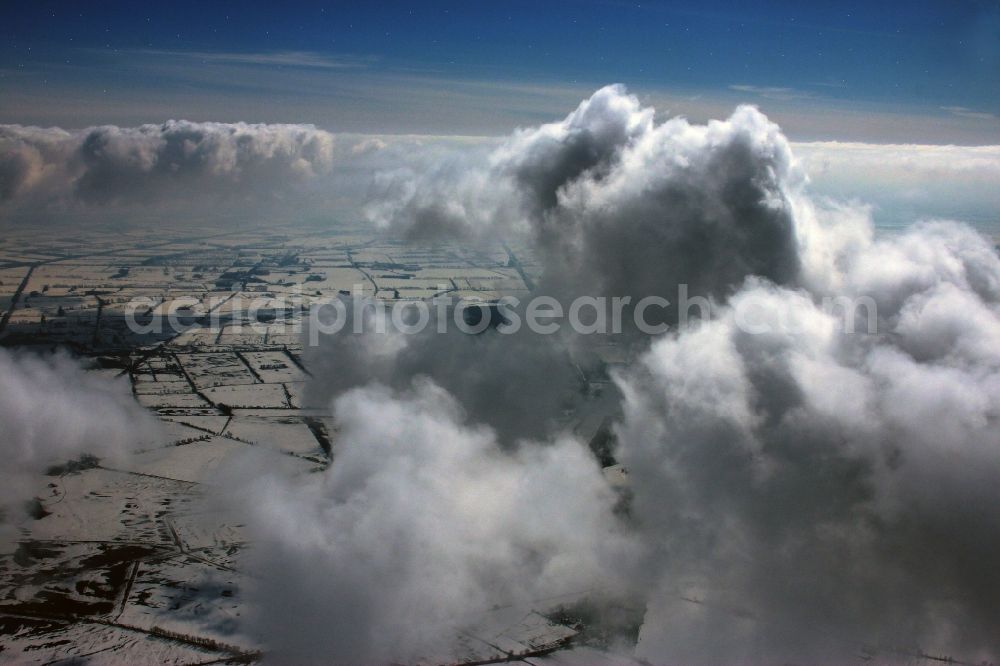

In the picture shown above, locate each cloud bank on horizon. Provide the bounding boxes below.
[0,121,342,225]
[793,141,1000,231]
[210,85,1000,664]
[1,99,998,235]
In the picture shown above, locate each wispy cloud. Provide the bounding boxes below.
[138,49,375,70]
[729,84,816,101]
[809,80,849,89]
[941,106,998,121]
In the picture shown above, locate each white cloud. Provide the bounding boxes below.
[0,349,157,537]
[941,106,998,121]
[792,141,1000,232]
[618,221,1000,662]
[234,85,1000,663]
[234,379,635,663]
[793,141,1000,180]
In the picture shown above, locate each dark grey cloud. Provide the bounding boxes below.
[302,300,588,444]
[367,85,802,315]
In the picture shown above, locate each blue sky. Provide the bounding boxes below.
[2,0,999,141]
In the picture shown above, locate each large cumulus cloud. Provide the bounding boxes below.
[230,85,1000,664]
[305,87,811,452]
[304,85,816,444]
[367,84,802,309]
